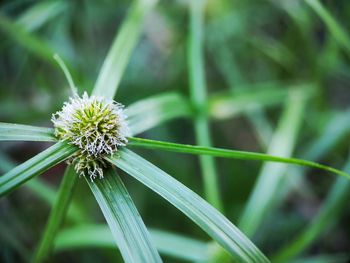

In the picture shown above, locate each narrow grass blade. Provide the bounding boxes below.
[207,28,273,148]
[0,141,76,197]
[16,1,67,32]
[0,14,57,64]
[188,0,222,211]
[86,169,162,263]
[54,224,209,262]
[272,166,350,262]
[0,151,85,222]
[0,122,55,142]
[127,137,349,179]
[32,166,77,263]
[92,0,158,98]
[0,222,30,261]
[305,0,350,54]
[209,85,292,120]
[302,110,350,160]
[238,89,307,236]
[108,149,270,263]
[126,93,192,135]
[289,254,350,263]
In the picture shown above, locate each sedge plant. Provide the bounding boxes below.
[1,1,350,263]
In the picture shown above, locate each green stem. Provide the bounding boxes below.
[305,0,350,55]
[31,166,77,263]
[188,0,223,211]
[128,137,349,179]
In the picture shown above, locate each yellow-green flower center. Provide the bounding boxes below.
[52,92,129,180]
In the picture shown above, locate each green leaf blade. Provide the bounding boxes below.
[32,166,77,263]
[187,0,222,211]
[92,0,158,98]
[108,149,270,263]
[54,224,209,262]
[87,169,162,263]
[128,137,349,179]
[305,0,350,55]
[239,89,307,236]
[126,93,192,136]
[0,123,56,142]
[0,141,76,197]
[273,170,350,262]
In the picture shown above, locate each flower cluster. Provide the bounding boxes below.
[52,92,129,180]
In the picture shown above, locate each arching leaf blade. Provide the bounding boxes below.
[86,168,162,263]
[107,149,270,263]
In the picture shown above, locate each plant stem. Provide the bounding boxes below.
[31,166,77,263]
[128,137,350,179]
[188,0,223,211]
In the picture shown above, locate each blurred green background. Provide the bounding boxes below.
[1,0,350,262]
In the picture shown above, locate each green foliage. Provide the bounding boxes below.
[1,0,350,262]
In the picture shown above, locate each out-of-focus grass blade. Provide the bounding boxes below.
[0,123,55,142]
[302,110,350,160]
[16,1,67,32]
[92,0,158,98]
[125,87,293,136]
[32,166,77,263]
[127,137,349,179]
[86,169,162,263]
[272,164,350,262]
[0,150,85,222]
[149,228,208,262]
[0,222,30,261]
[238,89,307,236]
[247,36,296,70]
[305,0,350,54]
[289,254,350,263]
[54,224,209,262]
[108,149,270,263]
[26,177,85,223]
[125,93,192,135]
[188,0,222,211]
[0,141,76,197]
[282,110,350,199]
[209,85,289,120]
[0,14,56,64]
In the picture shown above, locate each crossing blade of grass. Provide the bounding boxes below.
[16,1,67,32]
[188,0,222,211]
[108,149,270,263]
[86,168,162,263]
[0,122,55,142]
[281,110,350,200]
[305,0,350,55]
[127,137,349,179]
[0,141,77,197]
[302,110,350,160]
[207,20,274,148]
[0,14,57,65]
[92,0,158,98]
[209,85,290,120]
[0,151,85,222]
[0,222,30,261]
[125,93,192,135]
[32,166,77,263]
[54,224,209,262]
[272,163,350,262]
[289,254,350,263]
[238,89,307,236]
[26,177,85,223]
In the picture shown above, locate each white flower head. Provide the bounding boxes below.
[52,92,130,180]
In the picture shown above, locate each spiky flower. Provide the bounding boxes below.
[52,92,129,180]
